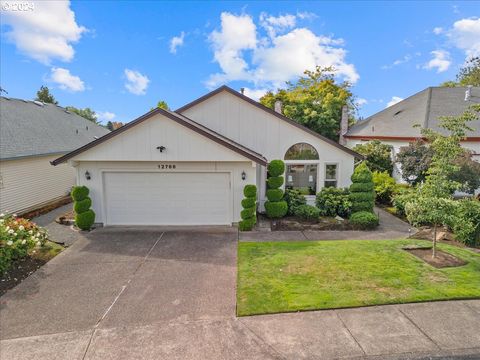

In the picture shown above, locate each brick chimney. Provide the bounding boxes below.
[339,105,349,146]
[274,100,282,114]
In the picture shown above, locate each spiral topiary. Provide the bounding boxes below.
[71,185,95,230]
[265,160,288,219]
[239,184,257,231]
[349,162,375,214]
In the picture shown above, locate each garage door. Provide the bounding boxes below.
[103,172,231,225]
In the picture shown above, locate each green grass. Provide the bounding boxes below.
[237,239,480,316]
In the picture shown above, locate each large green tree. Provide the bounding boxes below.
[260,66,354,141]
[35,86,58,105]
[66,106,98,123]
[352,140,394,175]
[441,57,480,87]
[396,140,433,185]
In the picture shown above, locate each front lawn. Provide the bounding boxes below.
[237,239,480,316]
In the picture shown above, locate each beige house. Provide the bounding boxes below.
[0,97,109,214]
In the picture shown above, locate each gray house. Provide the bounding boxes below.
[0,97,109,214]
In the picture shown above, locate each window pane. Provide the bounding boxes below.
[325,164,337,180]
[324,180,337,188]
[285,143,319,160]
[285,164,317,195]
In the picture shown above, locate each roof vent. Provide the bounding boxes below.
[64,110,71,114]
[465,85,472,101]
[394,110,402,116]
[93,136,99,140]
[33,100,44,107]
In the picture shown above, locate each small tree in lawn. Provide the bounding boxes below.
[265,160,288,218]
[349,162,375,213]
[239,185,257,231]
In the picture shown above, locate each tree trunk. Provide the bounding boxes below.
[432,224,437,259]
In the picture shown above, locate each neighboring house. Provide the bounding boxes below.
[52,86,362,226]
[342,86,480,181]
[0,97,109,214]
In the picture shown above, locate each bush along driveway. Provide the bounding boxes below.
[237,239,480,316]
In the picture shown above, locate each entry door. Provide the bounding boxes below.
[103,172,231,225]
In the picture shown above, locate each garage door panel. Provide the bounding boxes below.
[104,172,231,225]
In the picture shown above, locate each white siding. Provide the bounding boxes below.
[0,154,74,214]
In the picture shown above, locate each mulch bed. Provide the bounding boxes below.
[404,247,467,268]
[19,196,72,219]
[0,257,47,296]
[272,216,356,231]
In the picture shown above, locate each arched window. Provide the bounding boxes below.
[284,143,319,160]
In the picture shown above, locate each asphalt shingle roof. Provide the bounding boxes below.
[346,87,480,138]
[0,97,110,160]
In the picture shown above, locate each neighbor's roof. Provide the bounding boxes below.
[346,87,480,139]
[177,85,364,159]
[0,97,110,160]
[52,107,267,166]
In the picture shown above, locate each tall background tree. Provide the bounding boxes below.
[66,106,98,123]
[352,140,394,175]
[441,57,480,87]
[396,140,433,185]
[35,86,58,105]
[260,66,354,142]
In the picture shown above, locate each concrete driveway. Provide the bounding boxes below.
[1,226,479,360]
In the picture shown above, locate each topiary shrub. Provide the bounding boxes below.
[284,188,307,216]
[349,162,375,214]
[71,185,95,230]
[239,184,257,231]
[294,204,320,221]
[315,187,352,218]
[265,160,287,219]
[349,211,379,229]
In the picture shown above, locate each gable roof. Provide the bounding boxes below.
[176,85,363,159]
[51,107,267,166]
[346,87,480,139]
[0,97,110,160]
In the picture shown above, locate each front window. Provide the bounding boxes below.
[285,164,317,195]
[324,164,338,188]
[285,143,319,160]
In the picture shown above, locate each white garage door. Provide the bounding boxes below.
[103,172,231,225]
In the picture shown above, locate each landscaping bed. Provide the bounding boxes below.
[272,216,355,231]
[237,239,480,316]
[404,247,467,268]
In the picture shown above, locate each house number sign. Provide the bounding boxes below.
[158,164,176,169]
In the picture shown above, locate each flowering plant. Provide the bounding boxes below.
[0,212,48,274]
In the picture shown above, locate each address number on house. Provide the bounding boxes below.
[158,164,177,169]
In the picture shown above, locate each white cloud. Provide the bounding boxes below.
[124,69,150,95]
[97,111,116,122]
[447,17,480,57]
[382,54,413,69]
[296,11,317,20]
[386,96,403,108]
[357,98,368,106]
[433,27,444,35]
[423,50,451,73]
[1,0,86,64]
[242,87,268,101]
[206,12,358,90]
[169,31,185,54]
[49,67,85,92]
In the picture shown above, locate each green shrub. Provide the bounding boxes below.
[294,204,320,221]
[71,186,89,201]
[268,160,285,177]
[267,176,284,189]
[392,187,416,216]
[451,199,480,246]
[372,171,396,205]
[315,187,351,218]
[349,211,379,229]
[75,209,95,230]
[241,198,256,209]
[349,162,375,213]
[266,189,284,202]
[241,207,255,220]
[239,217,256,231]
[243,185,257,198]
[73,197,92,213]
[264,201,288,218]
[284,188,307,216]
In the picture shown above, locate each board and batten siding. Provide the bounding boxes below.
[0,154,75,214]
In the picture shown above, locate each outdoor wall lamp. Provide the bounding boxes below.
[241,171,246,180]
[156,146,166,153]
[85,171,91,180]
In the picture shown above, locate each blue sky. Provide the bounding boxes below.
[1,1,479,124]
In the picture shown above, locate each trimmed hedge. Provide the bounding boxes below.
[295,204,320,221]
[266,189,284,202]
[239,184,257,231]
[71,186,89,201]
[315,187,352,218]
[265,201,288,218]
[74,197,92,214]
[268,160,285,177]
[285,188,307,216]
[349,162,375,214]
[75,209,96,231]
[267,176,284,189]
[350,211,379,229]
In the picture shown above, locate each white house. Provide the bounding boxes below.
[342,86,480,181]
[52,86,362,226]
[0,97,110,214]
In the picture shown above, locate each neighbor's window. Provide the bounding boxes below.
[324,164,338,188]
[284,143,319,160]
[285,164,317,195]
